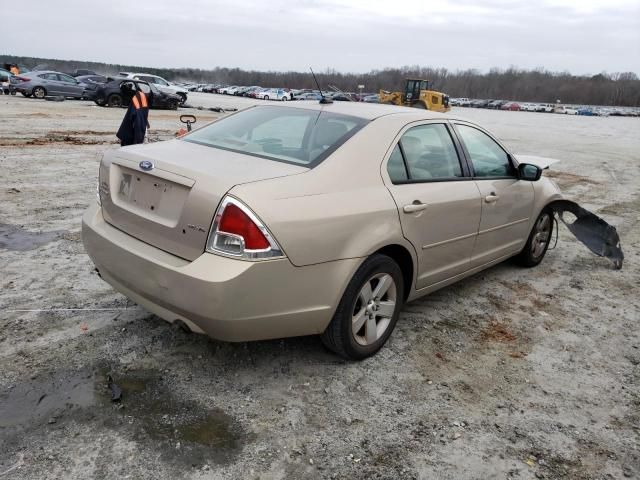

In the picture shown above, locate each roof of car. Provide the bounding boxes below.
[261,100,455,121]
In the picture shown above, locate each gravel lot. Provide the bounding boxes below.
[1,93,638,480]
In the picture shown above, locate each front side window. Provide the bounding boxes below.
[153,77,169,86]
[184,106,367,166]
[389,124,462,182]
[455,124,514,177]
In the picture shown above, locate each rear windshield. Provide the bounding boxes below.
[183,106,368,167]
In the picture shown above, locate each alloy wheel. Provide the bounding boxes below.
[352,273,397,346]
[531,213,552,258]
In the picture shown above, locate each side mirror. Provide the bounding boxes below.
[518,163,542,181]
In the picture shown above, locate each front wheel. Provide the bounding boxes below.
[515,208,554,267]
[281,96,288,101]
[263,95,269,100]
[177,93,187,105]
[321,254,404,360]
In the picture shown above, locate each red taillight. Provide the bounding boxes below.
[219,203,270,250]
[207,196,284,260]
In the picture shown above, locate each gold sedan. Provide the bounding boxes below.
[82,102,562,359]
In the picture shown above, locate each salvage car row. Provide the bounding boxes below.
[3,68,186,110]
[450,98,639,116]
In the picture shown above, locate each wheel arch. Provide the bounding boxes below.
[372,244,415,301]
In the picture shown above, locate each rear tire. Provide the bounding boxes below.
[107,93,123,107]
[321,254,404,360]
[32,86,46,99]
[515,208,554,267]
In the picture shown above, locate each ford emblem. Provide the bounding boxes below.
[139,160,154,171]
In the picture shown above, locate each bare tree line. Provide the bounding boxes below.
[3,55,639,106]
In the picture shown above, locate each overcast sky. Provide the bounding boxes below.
[5,0,640,74]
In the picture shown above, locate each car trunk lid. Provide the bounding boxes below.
[99,139,307,261]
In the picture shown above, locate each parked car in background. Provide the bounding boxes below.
[363,94,380,103]
[457,98,471,107]
[554,105,577,115]
[537,103,555,113]
[242,86,263,97]
[577,107,594,116]
[10,70,86,99]
[488,100,507,109]
[471,99,490,108]
[75,74,108,98]
[119,72,188,104]
[91,78,181,109]
[72,69,97,77]
[294,92,322,101]
[257,88,292,101]
[83,102,562,360]
[501,102,521,111]
[0,68,12,95]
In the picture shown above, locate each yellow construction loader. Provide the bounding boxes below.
[379,79,450,112]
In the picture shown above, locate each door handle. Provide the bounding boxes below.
[403,202,428,213]
[484,193,499,203]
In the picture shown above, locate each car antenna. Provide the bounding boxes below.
[310,67,333,104]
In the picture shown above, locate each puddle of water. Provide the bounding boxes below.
[0,369,247,466]
[0,223,67,251]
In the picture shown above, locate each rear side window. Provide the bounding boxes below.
[387,124,462,182]
[184,106,368,166]
[138,83,152,94]
[387,145,408,182]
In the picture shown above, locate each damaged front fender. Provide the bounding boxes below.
[549,200,624,269]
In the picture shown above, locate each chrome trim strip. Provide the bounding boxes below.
[478,218,529,235]
[422,231,476,250]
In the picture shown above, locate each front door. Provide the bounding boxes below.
[383,122,481,289]
[57,73,83,97]
[452,123,534,267]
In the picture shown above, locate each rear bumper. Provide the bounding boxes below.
[82,204,359,341]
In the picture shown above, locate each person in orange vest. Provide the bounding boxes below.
[116,84,150,146]
[10,65,19,75]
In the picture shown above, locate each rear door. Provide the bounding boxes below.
[41,73,63,95]
[383,121,481,289]
[452,122,534,267]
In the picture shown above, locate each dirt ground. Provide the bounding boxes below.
[0,93,638,480]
